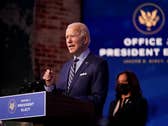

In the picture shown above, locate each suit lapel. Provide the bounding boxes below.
[68,53,92,93]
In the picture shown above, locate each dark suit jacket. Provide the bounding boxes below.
[56,52,109,116]
[108,96,148,126]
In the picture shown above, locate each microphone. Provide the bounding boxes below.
[35,79,46,85]
[19,79,46,94]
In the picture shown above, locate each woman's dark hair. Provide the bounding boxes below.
[115,70,142,99]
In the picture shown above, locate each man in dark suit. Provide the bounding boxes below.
[43,22,109,117]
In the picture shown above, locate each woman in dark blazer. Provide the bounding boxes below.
[108,70,148,126]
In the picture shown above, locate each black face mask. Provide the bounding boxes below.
[116,84,131,95]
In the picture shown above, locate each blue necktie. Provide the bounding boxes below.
[67,58,79,94]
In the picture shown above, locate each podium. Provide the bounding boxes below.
[0,91,96,126]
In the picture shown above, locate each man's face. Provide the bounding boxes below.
[65,26,86,56]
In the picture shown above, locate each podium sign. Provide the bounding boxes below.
[0,91,46,120]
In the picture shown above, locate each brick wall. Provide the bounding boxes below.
[31,0,82,80]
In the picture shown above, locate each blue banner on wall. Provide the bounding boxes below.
[0,91,46,120]
[83,0,168,126]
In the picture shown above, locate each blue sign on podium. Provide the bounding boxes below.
[0,91,46,120]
